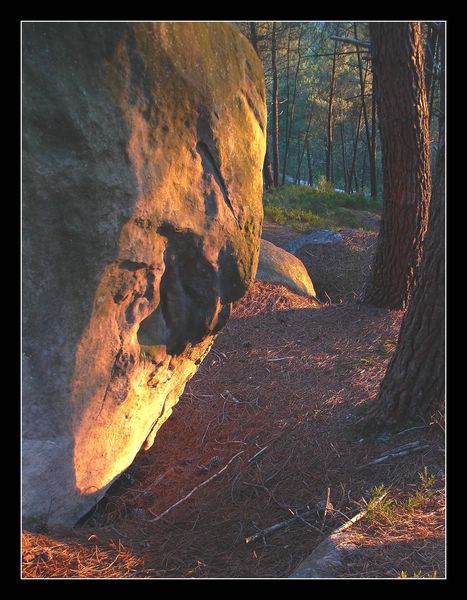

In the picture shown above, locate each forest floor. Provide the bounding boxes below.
[21,217,445,579]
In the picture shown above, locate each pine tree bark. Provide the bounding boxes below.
[364,124,444,432]
[363,22,431,309]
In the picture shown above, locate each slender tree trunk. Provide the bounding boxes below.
[306,139,313,186]
[360,143,366,192]
[295,137,301,184]
[271,22,280,187]
[339,122,349,192]
[326,38,338,182]
[295,99,314,184]
[281,26,292,185]
[370,80,377,197]
[363,22,431,310]
[354,24,377,200]
[263,146,274,190]
[249,22,274,191]
[282,24,304,185]
[364,123,444,432]
[348,101,364,193]
[249,22,259,51]
[295,136,306,184]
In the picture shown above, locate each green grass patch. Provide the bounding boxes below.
[263,179,382,232]
[366,470,438,526]
[399,570,438,579]
[264,205,335,231]
[406,467,437,510]
[366,484,397,525]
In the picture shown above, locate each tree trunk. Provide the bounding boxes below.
[360,143,366,192]
[282,24,304,185]
[295,137,305,185]
[354,24,377,200]
[306,139,313,186]
[249,22,259,52]
[364,123,444,432]
[339,122,349,192]
[263,146,274,191]
[348,98,364,193]
[294,99,314,184]
[370,80,377,197]
[271,22,280,187]
[326,38,338,182]
[363,22,431,310]
[249,22,274,192]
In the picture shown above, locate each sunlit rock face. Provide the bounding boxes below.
[257,239,316,298]
[22,22,266,529]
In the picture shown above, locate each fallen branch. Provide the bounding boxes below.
[148,451,244,523]
[394,425,430,437]
[289,493,388,578]
[245,509,314,544]
[358,441,430,469]
[245,491,386,546]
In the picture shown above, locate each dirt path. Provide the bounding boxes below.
[22,223,445,579]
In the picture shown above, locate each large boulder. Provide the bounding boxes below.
[257,239,316,298]
[22,22,266,529]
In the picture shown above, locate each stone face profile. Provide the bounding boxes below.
[22,22,266,529]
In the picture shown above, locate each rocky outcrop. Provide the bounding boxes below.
[22,22,266,529]
[256,239,316,298]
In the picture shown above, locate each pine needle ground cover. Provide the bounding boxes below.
[22,220,445,579]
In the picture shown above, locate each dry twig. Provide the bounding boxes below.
[148,451,245,523]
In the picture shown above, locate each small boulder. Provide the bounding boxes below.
[283,229,344,254]
[256,239,316,298]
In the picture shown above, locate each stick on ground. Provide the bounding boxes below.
[148,451,245,523]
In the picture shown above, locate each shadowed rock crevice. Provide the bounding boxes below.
[138,226,225,356]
